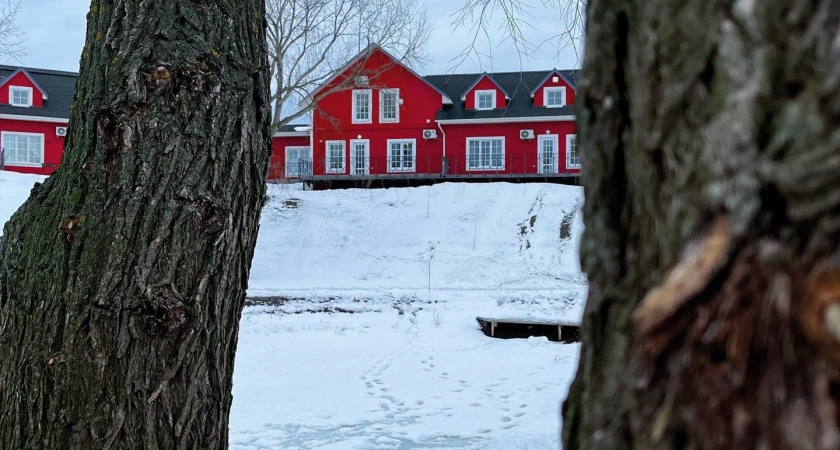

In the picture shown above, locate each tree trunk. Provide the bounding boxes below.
[563,1,840,449]
[0,2,270,449]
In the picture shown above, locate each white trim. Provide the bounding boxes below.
[272,131,309,137]
[351,89,372,124]
[544,86,566,108]
[349,139,370,175]
[379,88,400,123]
[0,113,69,123]
[474,90,496,111]
[386,138,416,173]
[284,145,311,178]
[537,134,559,174]
[436,116,575,125]
[566,134,580,169]
[9,86,33,107]
[325,140,346,173]
[465,136,506,171]
[1,131,45,167]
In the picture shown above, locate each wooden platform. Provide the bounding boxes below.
[476,316,581,343]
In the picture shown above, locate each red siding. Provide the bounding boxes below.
[312,48,445,176]
[0,118,66,175]
[532,73,576,108]
[441,121,578,176]
[463,76,507,110]
[1,71,45,107]
[270,135,311,180]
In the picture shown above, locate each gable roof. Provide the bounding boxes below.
[0,65,77,119]
[0,68,51,100]
[426,69,580,121]
[459,73,511,101]
[311,43,453,106]
[529,69,579,98]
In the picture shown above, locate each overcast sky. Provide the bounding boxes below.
[13,1,579,75]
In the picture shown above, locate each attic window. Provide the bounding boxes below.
[9,86,33,107]
[475,90,495,111]
[544,87,566,108]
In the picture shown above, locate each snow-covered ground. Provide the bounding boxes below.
[0,173,586,449]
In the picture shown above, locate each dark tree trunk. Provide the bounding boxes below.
[0,2,271,449]
[563,0,840,449]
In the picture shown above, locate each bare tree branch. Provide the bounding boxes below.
[267,0,432,130]
[0,0,25,63]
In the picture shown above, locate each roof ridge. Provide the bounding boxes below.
[0,65,78,77]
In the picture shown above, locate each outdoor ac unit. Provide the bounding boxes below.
[520,129,535,140]
[56,127,68,137]
[355,75,369,87]
[422,129,437,140]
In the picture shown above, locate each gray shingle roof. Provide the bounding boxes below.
[425,69,580,121]
[0,65,77,120]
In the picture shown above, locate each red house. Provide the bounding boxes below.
[272,44,580,185]
[0,65,76,175]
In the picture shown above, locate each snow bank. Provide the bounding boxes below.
[0,171,46,235]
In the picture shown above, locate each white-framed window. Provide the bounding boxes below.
[349,139,370,175]
[387,139,416,173]
[1,132,44,166]
[9,86,33,107]
[285,146,312,178]
[544,86,566,108]
[352,89,372,124]
[325,140,346,173]
[475,90,496,110]
[537,134,559,174]
[379,89,399,123]
[466,137,505,171]
[566,134,580,168]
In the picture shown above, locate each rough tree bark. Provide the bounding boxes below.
[0,1,271,449]
[563,0,840,449]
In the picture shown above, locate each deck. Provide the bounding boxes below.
[476,316,581,343]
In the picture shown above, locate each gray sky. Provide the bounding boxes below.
[14,0,579,75]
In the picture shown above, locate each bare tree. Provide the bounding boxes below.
[266,0,432,129]
[0,0,25,62]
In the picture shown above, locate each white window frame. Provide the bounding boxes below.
[284,146,311,178]
[1,131,44,167]
[9,86,33,107]
[352,89,372,124]
[537,134,559,174]
[325,140,346,173]
[379,89,400,123]
[386,139,416,173]
[475,90,496,111]
[466,136,505,171]
[566,134,580,169]
[544,86,567,108]
[349,139,370,175]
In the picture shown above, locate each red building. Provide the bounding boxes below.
[0,65,75,175]
[272,44,580,185]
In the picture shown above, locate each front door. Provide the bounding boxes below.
[285,146,312,178]
[537,135,558,174]
[350,139,370,175]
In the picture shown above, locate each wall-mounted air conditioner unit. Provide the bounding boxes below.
[56,127,68,137]
[422,129,437,140]
[520,129,535,140]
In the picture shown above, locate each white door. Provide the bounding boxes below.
[537,135,558,174]
[350,139,370,175]
[285,146,311,177]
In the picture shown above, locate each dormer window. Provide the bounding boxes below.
[9,86,33,107]
[544,87,566,108]
[475,90,495,111]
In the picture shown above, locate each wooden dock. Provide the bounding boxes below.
[476,316,581,343]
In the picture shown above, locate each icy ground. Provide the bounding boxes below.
[0,174,586,449]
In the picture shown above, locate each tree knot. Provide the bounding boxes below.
[58,214,83,244]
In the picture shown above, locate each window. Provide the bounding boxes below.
[566,134,580,168]
[466,137,504,171]
[1,132,43,166]
[325,140,346,173]
[475,90,495,110]
[285,146,312,177]
[9,86,33,107]
[379,89,399,123]
[352,89,372,124]
[387,139,415,173]
[538,135,559,174]
[544,87,566,108]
